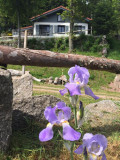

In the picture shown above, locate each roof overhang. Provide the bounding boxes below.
[30,6,69,22]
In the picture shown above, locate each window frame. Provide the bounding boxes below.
[57,25,65,34]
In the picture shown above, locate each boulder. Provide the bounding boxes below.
[12,72,33,100]
[109,74,120,92]
[12,95,61,130]
[0,69,13,152]
[84,100,120,128]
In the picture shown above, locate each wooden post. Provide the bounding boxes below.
[22,30,27,74]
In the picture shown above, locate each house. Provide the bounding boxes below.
[30,6,91,38]
[12,6,92,38]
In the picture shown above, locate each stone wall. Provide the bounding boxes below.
[0,69,13,152]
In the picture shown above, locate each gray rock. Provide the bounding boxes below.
[54,77,62,84]
[84,100,120,128]
[109,74,120,92]
[101,47,107,57]
[114,74,120,82]
[59,75,68,84]
[0,69,13,152]
[48,79,53,84]
[12,72,33,100]
[12,95,61,130]
[114,75,120,90]
[48,76,53,84]
[49,76,53,80]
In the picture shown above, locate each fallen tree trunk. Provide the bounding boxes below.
[0,45,120,73]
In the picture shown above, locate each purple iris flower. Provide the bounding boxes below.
[75,133,107,160]
[39,101,81,142]
[60,65,99,100]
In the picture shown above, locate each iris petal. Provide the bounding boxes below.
[75,65,84,82]
[56,102,71,120]
[39,123,53,142]
[92,134,107,151]
[59,88,68,96]
[68,66,76,77]
[83,133,94,141]
[62,123,81,141]
[44,106,58,124]
[57,111,64,122]
[88,141,103,156]
[86,134,107,156]
[65,83,81,96]
[74,145,83,154]
[84,86,99,100]
[75,65,90,83]
[83,133,94,147]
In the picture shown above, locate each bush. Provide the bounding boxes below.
[27,35,109,53]
[27,38,38,49]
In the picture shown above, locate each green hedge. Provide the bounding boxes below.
[27,34,109,53]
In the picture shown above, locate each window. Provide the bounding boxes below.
[58,25,65,33]
[57,15,64,22]
[82,26,85,30]
[74,26,82,31]
[74,25,85,34]
[39,25,50,36]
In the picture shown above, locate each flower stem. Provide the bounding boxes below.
[83,147,88,160]
[74,105,77,128]
[70,142,74,160]
[83,155,88,160]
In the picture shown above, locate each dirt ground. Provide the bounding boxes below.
[33,84,120,101]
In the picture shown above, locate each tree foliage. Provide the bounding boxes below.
[0,0,120,37]
[92,0,115,35]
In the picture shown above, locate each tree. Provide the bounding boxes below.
[0,0,27,47]
[64,0,87,53]
[92,0,115,35]
[43,0,67,10]
[112,0,120,37]
[0,0,45,47]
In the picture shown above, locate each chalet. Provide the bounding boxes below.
[12,6,92,38]
[30,6,92,37]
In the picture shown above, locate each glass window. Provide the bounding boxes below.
[39,25,50,36]
[74,25,85,34]
[82,26,85,30]
[57,15,64,22]
[58,25,65,33]
[74,26,82,31]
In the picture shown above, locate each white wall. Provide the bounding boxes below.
[33,22,88,37]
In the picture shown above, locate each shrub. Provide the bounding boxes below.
[27,35,111,54]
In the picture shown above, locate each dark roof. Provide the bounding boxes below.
[30,5,69,21]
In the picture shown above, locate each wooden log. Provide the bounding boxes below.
[0,45,120,73]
